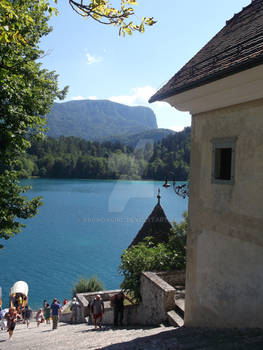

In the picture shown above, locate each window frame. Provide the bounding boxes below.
[211,137,237,185]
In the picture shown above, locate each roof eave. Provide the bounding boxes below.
[149,56,263,104]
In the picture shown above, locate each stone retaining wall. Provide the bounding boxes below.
[156,271,185,288]
[76,289,120,324]
[70,271,182,326]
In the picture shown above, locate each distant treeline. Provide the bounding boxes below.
[17,127,191,181]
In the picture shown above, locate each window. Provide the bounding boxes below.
[211,137,237,184]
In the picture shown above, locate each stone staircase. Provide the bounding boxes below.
[167,286,185,327]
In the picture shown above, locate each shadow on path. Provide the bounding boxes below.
[98,327,263,350]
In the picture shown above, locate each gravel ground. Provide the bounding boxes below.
[0,321,175,350]
[1,321,263,350]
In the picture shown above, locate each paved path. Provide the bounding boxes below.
[1,321,263,350]
[0,322,176,350]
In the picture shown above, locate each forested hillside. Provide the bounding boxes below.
[18,127,191,180]
[46,100,158,140]
[105,128,175,147]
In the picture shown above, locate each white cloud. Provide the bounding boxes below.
[86,53,102,65]
[169,125,188,132]
[71,96,98,101]
[109,85,156,107]
[88,96,97,100]
[151,102,191,130]
[71,96,85,100]
[108,86,178,110]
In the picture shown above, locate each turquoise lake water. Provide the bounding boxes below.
[0,179,188,309]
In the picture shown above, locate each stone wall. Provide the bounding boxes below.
[73,271,179,326]
[156,271,185,288]
[76,289,120,324]
[138,271,177,324]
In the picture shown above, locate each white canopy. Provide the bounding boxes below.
[10,281,29,297]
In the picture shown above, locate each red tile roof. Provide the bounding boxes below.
[149,0,263,103]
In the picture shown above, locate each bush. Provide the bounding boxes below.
[72,276,104,296]
[119,212,187,300]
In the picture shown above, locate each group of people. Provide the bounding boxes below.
[0,297,66,340]
[89,291,134,330]
[0,304,33,339]
[0,291,133,340]
[42,298,63,330]
[29,298,63,330]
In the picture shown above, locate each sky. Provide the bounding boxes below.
[40,0,251,132]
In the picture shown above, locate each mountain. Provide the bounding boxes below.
[105,128,176,147]
[46,100,158,140]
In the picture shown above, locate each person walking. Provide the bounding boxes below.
[24,305,32,328]
[70,297,80,324]
[43,300,47,320]
[90,295,104,329]
[36,308,44,327]
[111,291,133,327]
[44,303,51,324]
[5,307,17,340]
[50,298,61,330]
[0,308,8,330]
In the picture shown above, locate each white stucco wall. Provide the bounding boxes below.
[184,98,263,328]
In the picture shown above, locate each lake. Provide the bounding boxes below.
[0,179,188,309]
